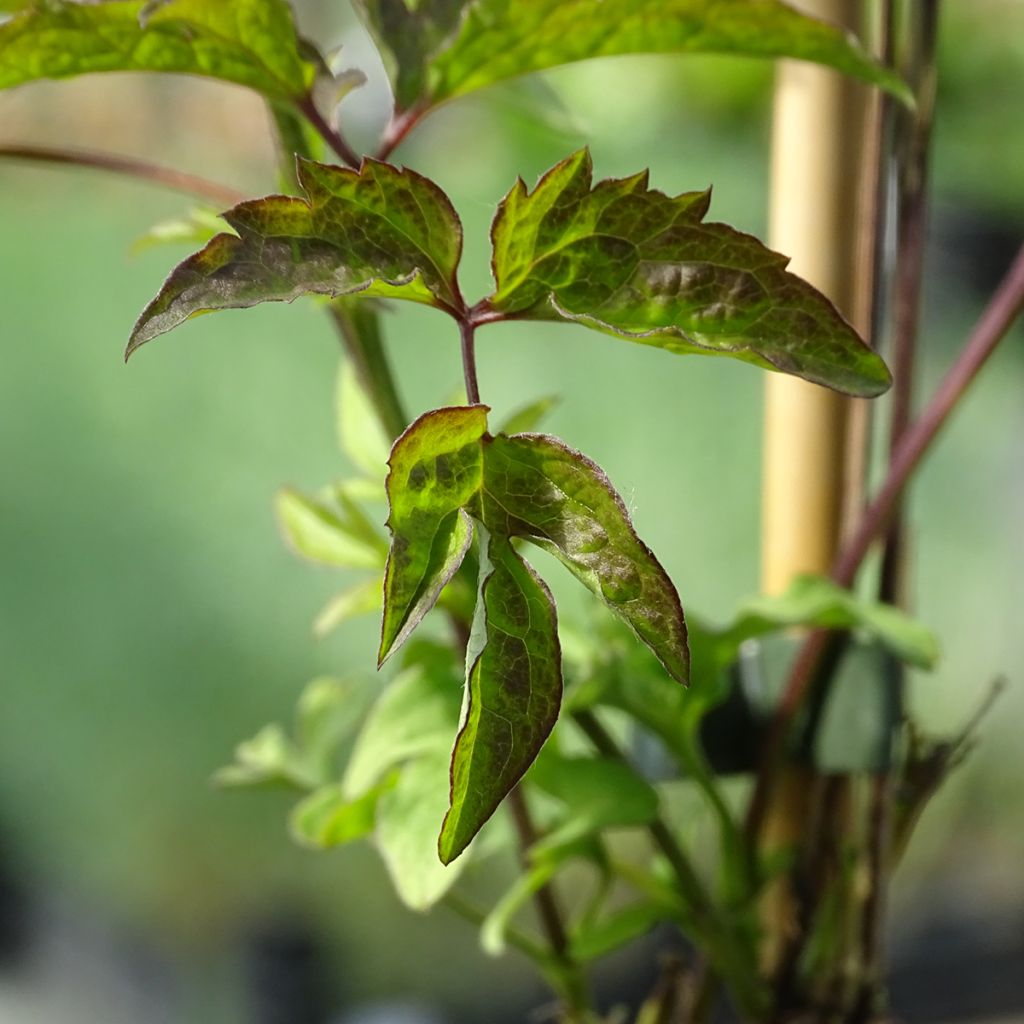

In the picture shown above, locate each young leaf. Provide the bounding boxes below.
[486,149,891,398]
[131,207,230,255]
[337,359,392,478]
[0,0,320,100]
[377,751,472,910]
[439,528,562,864]
[379,405,487,665]
[128,158,464,356]
[343,661,462,799]
[495,394,559,435]
[290,779,391,849]
[570,901,664,963]
[484,433,689,684]
[424,0,912,107]
[313,576,382,638]
[276,487,383,569]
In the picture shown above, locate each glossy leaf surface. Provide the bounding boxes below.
[439,527,562,863]
[484,433,689,683]
[425,0,912,106]
[0,0,319,99]
[488,150,891,397]
[128,158,464,355]
[379,406,486,665]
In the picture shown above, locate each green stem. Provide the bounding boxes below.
[327,302,409,439]
[442,891,548,962]
[459,317,482,405]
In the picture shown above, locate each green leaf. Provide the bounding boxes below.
[131,207,230,255]
[127,158,464,357]
[716,573,939,670]
[486,149,891,398]
[528,752,659,857]
[0,0,320,100]
[570,901,663,963]
[484,432,689,684]
[343,660,462,798]
[481,859,560,956]
[290,778,391,849]
[424,0,912,107]
[379,405,487,665]
[439,526,562,864]
[276,487,383,569]
[337,359,392,478]
[377,751,471,910]
[495,394,559,435]
[214,723,312,789]
[313,576,383,638]
[353,0,465,110]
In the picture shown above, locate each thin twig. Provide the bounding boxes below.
[296,94,361,169]
[0,143,245,207]
[376,104,428,161]
[746,240,1024,844]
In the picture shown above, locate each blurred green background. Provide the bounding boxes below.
[1,2,1022,1021]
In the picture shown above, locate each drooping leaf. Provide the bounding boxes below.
[486,149,891,398]
[343,660,462,799]
[377,751,471,909]
[484,432,689,683]
[290,778,392,849]
[439,526,562,864]
[128,158,464,356]
[379,405,487,665]
[423,0,912,107]
[712,573,939,670]
[352,0,465,110]
[0,0,320,100]
[276,487,383,569]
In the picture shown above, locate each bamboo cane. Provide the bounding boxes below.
[759,0,873,978]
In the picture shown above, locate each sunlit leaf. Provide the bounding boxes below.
[313,576,383,638]
[379,405,486,665]
[337,359,392,478]
[377,751,471,909]
[0,0,320,99]
[343,661,462,799]
[276,487,382,569]
[128,158,464,356]
[485,432,689,683]
[713,574,939,670]
[495,394,559,435]
[486,149,891,397]
[290,778,391,849]
[424,0,912,106]
[132,207,230,255]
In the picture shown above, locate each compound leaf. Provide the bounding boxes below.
[425,0,911,107]
[128,158,464,356]
[484,432,689,683]
[487,149,891,398]
[379,405,487,665]
[439,526,562,864]
[0,0,319,100]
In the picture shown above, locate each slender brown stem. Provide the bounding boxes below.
[0,143,245,207]
[459,317,482,405]
[376,104,428,161]
[296,95,361,169]
[746,240,1024,844]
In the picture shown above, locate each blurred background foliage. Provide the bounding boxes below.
[0,1,1022,1021]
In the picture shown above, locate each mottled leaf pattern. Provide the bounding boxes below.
[379,406,688,861]
[487,149,891,397]
[128,158,464,356]
[379,406,486,665]
[439,526,562,863]
[484,433,689,683]
[0,0,319,99]
[425,0,911,106]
